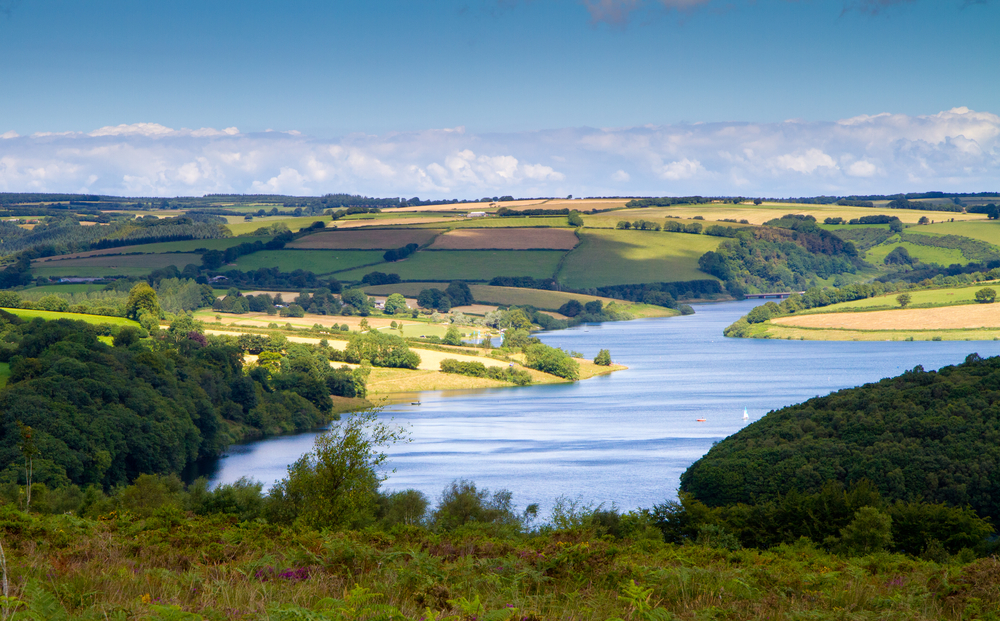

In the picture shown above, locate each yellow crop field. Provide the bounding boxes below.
[609,202,986,226]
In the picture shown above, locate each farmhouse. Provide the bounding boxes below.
[467,211,487,218]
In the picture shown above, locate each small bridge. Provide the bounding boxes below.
[743,291,805,300]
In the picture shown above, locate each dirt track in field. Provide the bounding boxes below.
[773,304,1000,330]
[286,228,439,249]
[429,228,579,250]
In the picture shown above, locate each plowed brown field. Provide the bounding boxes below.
[429,228,578,250]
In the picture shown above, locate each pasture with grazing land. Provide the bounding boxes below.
[0,308,140,326]
[558,229,721,289]
[429,227,579,250]
[335,250,565,282]
[232,249,385,274]
[907,220,1000,246]
[31,253,204,278]
[285,228,439,249]
[32,236,272,262]
[864,239,969,266]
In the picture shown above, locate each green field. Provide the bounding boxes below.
[113,236,271,253]
[32,253,203,278]
[864,239,969,266]
[557,229,721,289]
[907,220,1000,246]
[337,250,565,283]
[0,307,141,326]
[225,215,330,236]
[20,283,109,294]
[802,281,1000,313]
[411,217,569,229]
[232,249,386,274]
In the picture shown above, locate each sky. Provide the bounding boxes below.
[0,0,998,198]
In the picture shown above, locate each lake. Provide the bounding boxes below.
[208,300,1000,513]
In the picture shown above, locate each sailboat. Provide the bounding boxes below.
[743,407,749,421]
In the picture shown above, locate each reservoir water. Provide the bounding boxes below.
[208,300,1000,513]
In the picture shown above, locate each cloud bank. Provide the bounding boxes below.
[0,108,997,198]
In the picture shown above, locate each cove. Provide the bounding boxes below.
[208,300,1000,513]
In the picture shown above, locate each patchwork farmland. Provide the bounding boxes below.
[428,227,579,250]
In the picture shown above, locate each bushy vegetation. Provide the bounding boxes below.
[439,358,532,385]
[523,343,579,380]
[699,226,859,295]
[344,331,420,369]
[681,352,1000,524]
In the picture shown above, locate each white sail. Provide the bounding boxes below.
[743,407,749,421]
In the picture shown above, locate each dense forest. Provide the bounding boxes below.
[0,311,366,490]
[680,353,1000,523]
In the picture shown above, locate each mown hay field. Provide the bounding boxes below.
[412,216,570,229]
[429,227,579,250]
[773,303,1000,331]
[864,239,969,266]
[336,250,565,282]
[31,253,203,278]
[558,229,721,289]
[232,249,385,274]
[759,322,1000,341]
[617,202,987,225]
[336,216,463,228]
[286,228,439,250]
[908,220,1000,246]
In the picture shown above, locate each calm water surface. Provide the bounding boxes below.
[209,300,1000,512]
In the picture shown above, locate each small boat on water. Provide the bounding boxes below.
[743,407,749,421]
[696,418,707,422]
[411,401,421,406]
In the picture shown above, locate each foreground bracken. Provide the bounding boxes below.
[1,508,998,620]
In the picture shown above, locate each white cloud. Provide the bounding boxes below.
[660,158,704,180]
[1,131,19,139]
[773,149,838,174]
[0,109,997,197]
[847,160,879,177]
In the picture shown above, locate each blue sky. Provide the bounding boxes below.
[1,0,998,197]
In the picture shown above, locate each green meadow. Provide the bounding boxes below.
[800,281,1000,313]
[337,250,566,282]
[558,229,721,289]
[0,307,140,326]
[232,249,386,274]
[908,219,1000,246]
[865,239,969,266]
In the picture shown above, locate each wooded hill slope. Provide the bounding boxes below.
[680,353,1000,522]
